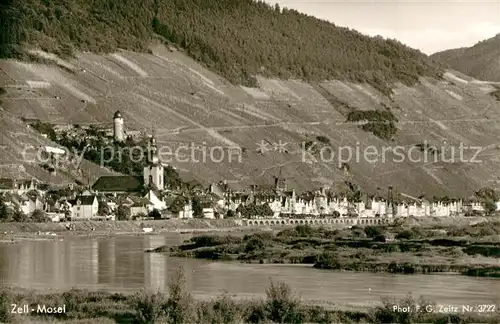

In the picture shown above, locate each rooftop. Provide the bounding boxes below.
[92,176,144,193]
[69,195,97,206]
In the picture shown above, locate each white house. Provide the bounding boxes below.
[130,197,154,217]
[178,203,193,219]
[4,193,45,215]
[69,195,98,219]
[202,207,215,219]
[144,189,166,210]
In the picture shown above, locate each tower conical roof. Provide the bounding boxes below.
[113,110,123,119]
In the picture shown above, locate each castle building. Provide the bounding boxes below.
[143,135,164,190]
[113,110,124,142]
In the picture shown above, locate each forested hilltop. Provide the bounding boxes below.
[431,34,500,82]
[0,0,441,93]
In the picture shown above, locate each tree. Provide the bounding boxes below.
[149,209,161,219]
[0,196,9,222]
[12,208,28,222]
[116,205,131,220]
[31,209,49,223]
[475,187,499,201]
[97,201,110,216]
[484,200,497,216]
[164,166,183,190]
[475,187,499,216]
[344,181,362,203]
[169,196,187,214]
[236,202,274,218]
[192,197,203,218]
[260,203,274,217]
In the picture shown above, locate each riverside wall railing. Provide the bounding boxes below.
[242,216,393,227]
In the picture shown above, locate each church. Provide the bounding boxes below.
[91,111,167,209]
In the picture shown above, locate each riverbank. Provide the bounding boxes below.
[1,269,499,324]
[152,221,500,278]
[1,216,499,244]
[0,219,251,244]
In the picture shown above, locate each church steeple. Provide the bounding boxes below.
[148,134,159,165]
[274,168,286,192]
[147,127,160,165]
[144,129,164,190]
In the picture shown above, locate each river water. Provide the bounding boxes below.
[0,234,499,308]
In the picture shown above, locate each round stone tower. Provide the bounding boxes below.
[113,110,124,142]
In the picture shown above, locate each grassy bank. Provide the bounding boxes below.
[154,221,500,278]
[1,267,499,324]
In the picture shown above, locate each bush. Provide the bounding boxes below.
[190,235,243,248]
[0,290,14,323]
[116,205,131,220]
[347,109,398,140]
[165,267,194,324]
[132,291,167,324]
[373,234,386,242]
[314,251,342,269]
[31,209,50,222]
[294,225,315,237]
[372,294,435,324]
[315,135,330,145]
[351,228,368,238]
[364,226,384,238]
[265,280,302,323]
[395,230,415,240]
[208,292,244,323]
[226,209,235,218]
[244,236,267,253]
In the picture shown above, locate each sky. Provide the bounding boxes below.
[265,0,500,55]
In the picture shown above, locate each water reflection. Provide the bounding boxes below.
[0,235,499,307]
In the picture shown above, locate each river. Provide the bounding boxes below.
[0,234,499,308]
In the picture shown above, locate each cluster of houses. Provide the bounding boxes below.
[0,170,492,223]
[0,112,494,222]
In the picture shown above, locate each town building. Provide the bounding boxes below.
[69,195,98,219]
[3,192,45,215]
[119,196,154,218]
[0,178,39,194]
[92,132,166,195]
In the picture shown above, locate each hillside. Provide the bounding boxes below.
[1,46,500,197]
[0,108,115,185]
[0,0,500,197]
[431,34,500,82]
[0,0,440,94]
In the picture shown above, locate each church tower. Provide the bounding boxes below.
[113,110,124,142]
[143,135,164,190]
[274,168,287,193]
